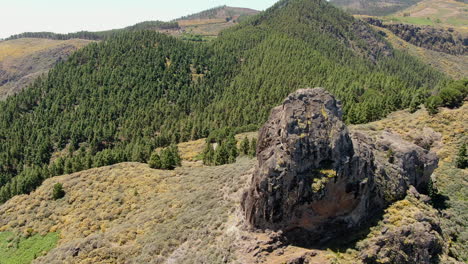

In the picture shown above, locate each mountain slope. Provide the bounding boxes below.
[366,22,467,78]
[0,38,93,100]
[388,0,468,31]
[0,0,446,205]
[207,0,445,126]
[330,0,423,16]
[175,6,260,38]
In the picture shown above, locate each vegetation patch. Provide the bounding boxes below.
[0,231,59,264]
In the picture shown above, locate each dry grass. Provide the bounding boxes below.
[0,38,93,100]
[178,19,227,27]
[387,0,468,33]
[0,157,255,263]
[0,38,92,61]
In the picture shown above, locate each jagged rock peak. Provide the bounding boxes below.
[242,88,438,242]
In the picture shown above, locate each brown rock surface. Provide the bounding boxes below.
[242,88,438,242]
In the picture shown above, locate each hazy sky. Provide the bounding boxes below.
[0,0,279,39]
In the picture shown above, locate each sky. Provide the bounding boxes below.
[0,0,279,39]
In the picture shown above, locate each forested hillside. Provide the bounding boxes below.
[0,0,447,203]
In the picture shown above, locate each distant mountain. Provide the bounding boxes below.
[5,21,180,41]
[330,0,422,16]
[176,5,259,21]
[0,38,93,100]
[4,6,260,42]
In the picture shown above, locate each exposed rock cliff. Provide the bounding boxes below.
[242,88,438,242]
[364,18,467,55]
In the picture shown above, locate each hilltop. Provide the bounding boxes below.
[5,6,260,42]
[0,38,92,100]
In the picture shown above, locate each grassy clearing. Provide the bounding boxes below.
[0,38,92,61]
[387,0,468,32]
[386,16,436,26]
[0,231,59,264]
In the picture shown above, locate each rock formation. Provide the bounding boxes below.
[241,88,438,241]
[363,17,467,55]
[357,187,444,264]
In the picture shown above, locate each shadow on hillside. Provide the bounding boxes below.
[430,192,450,211]
[282,211,385,252]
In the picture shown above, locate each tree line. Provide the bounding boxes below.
[5,21,179,41]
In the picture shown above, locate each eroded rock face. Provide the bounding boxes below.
[242,88,438,240]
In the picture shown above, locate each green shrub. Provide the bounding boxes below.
[150,145,181,170]
[240,137,250,156]
[249,138,257,157]
[148,152,162,169]
[455,143,467,169]
[425,96,443,115]
[439,88,464,108]
[52,183,65,200]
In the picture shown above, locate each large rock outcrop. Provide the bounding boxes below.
[242,88,438,241]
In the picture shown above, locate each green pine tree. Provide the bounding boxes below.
[214,143,229,166]
[52,183,65,200]
[240,137,250,155]
[170,145,182,166]
[249,138,257,157]
[202,142,215,165]
[149,152,162,169]
[226,134,238,163]
[425,96,442,115]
